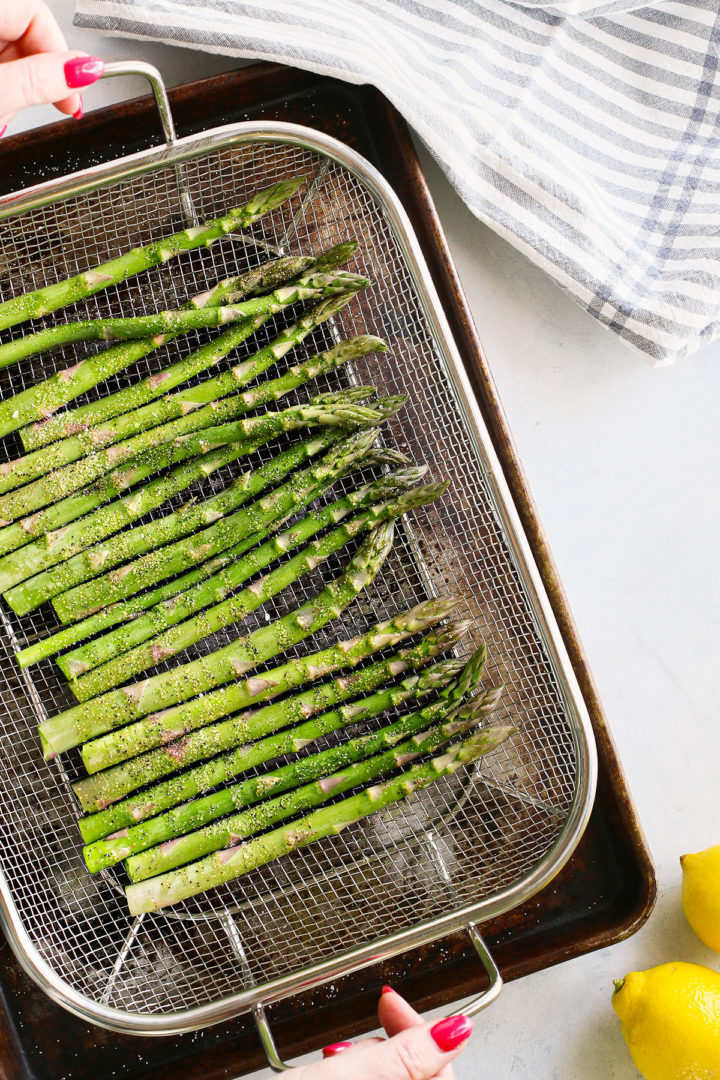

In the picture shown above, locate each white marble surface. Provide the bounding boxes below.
[6,12,720,1078]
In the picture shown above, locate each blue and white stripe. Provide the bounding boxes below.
[74,0,720,364]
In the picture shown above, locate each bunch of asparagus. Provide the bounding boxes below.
[0,177,514,915]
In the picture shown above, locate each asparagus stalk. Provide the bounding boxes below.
[2,400,382,612]
[82,659,469,871]
[75,480,446,714]
[60,466,430,685]
[0,364,378,564]
[74,630,468,812]
[0,358,388,526]
[0,282,370,498]
[43,419,390,627]
[8,406,380,619]
[76,627,469,838]
[0,442,248,594]
[125,725,512,915]
[49,404,405,626]
[39,524,398,757]
[0,301,328,367]
[0,178,304,334]
[97,682,500,877]
[13,433,396,668]
[0,337,386,587]
[0,183,308,437]
[20,243,357,451]
[125,696,506,882]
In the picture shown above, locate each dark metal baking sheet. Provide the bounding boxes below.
[0,61,654,1080]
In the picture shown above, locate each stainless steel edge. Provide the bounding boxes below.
[0,120,598,1034]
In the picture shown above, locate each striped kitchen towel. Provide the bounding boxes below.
[74,0,720,365]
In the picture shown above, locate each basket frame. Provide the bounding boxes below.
[0,117,597,1037]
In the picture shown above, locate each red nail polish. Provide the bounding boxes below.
[430,1014,473,1052]
[73,97,84,120]
[65,56,105,89]
[0,125,6,139]
[380,985,396,995]
[322,1041,353,1058]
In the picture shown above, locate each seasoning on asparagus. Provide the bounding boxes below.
[127,697,507,882]
[13,433,398,669]
[0,336,386,587]
[39,523,399,757]
[92,678,501,876]
[82,656,469,870]
[76,625,469,839]
[49,400,406,626]
[60,465,429,686]
[0,177,304,334]
[75,479,446,718]
[20,242,358,451]
[0,277,370,496]
[0,380,386,544]
[125,725,513,915]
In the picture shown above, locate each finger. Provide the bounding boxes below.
[379,988,456,1080]
[0,1,68,54]
[0,52,103,115]
[294,1013,473,1080]
[321,1037,384,1057]
[379,985,425,1037]
[0,4,83,115]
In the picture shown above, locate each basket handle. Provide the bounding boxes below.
[98,61,177,147]
[250,923,503,1073]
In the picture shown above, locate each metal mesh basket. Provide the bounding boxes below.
[0,64,596,1062]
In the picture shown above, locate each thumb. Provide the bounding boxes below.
[297,1013,473,1080]
[0,52,102,114]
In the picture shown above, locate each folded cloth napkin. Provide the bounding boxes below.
[74,0,720,365]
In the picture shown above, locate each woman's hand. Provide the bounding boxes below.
[289,986,472,1080]
[0,1,105,135]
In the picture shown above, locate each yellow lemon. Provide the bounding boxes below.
[612,962,720,1079]
[682,844,720,953]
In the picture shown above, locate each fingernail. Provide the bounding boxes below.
[0,125,6,139]
[73,97,84,120]
[322,1041,353,1058]
[381,985,396,995]
[65,56,105,89]
[430,1014,473,1052]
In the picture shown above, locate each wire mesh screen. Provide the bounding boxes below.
[0,138,583,1022]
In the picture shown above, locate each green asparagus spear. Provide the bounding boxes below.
[39,524,398,757]
[42,419,390,630]
[0,337,386,587]
[3,401,382,615]
[49,404,405,626]
[124,695,506,881]
[20,242,357,451]
[0,183,308,437]
[76,627,469,838]
[75,480,446,715]
[125,726,513,914]
[0,360,387,527]
[13,434,398,669]
[0,443,245,594]
[0,282,370,497]
[83,659,474,871]
[0,178,304,333]
[60,466,429,685]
